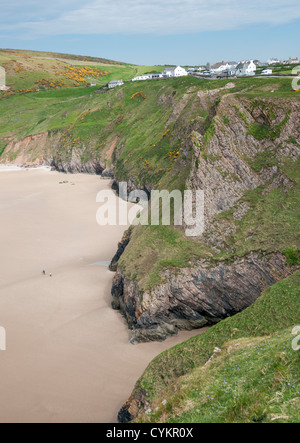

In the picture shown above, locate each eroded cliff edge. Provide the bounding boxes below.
[112,252,296,343]
[110,94,300,343]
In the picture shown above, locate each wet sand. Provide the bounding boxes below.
[0,168,205,423]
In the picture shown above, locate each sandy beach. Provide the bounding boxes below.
[0,168,205,423]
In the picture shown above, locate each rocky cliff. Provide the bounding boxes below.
[112,253,296,343]
[110,94,300,343]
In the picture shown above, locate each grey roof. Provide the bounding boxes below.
[211,62,224,69]
[236,62,251,69]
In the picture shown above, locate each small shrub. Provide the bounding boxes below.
[283,247,300,266]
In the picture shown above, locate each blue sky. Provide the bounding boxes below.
[1,1,300,65]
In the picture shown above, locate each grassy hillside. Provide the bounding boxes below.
[133,271,300,423]
[0,74,297,165]
[0,48,165,93]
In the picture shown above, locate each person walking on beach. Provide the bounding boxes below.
[49,273,52,278]
[43,270,46,275]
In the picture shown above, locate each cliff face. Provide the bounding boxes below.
[112,253,295,343]
[189,95,300,228]
[0,131,108,174]
[113,93,300,422]
[50,155,106,175]
[110,95,300,343]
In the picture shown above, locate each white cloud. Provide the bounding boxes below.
[2,0,300,35]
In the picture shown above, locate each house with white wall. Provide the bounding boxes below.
[108,80,124,89]
[211,62,231,74]
[132,66,187,82]
[210,61,237,74]
[162,66,188,78]
[267,58,281,65]
[151,73,164,80]
[288,57,300,65]
[235,60,257,76]
[261,68,273,75]
[132,73,160,81]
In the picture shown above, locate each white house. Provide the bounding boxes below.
[108,80,124,89]
[228,61,238,69]
[288,57,300,65]
[150,73,164,80]
[132,74,153,82]
[235,60,257,76]
[261,68,273,76]
[267,58,281,65]
[162,66,188,78]
[132,67,187,81]
[211,62,231,73]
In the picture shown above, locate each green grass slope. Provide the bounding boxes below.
[0,49,165,93]
[134,271,300,423]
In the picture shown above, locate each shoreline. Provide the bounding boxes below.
[0,168,206,423]
[0,164,52,172]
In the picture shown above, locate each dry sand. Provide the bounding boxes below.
[0,168,205,423]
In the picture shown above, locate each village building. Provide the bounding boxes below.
[132,66,187,82]
[132,74,153,81]
[235,60,257,76]
[132,72,166,81]
[218,69,236,78]
[162,66,188,78]
[261,68,273,75]
[288,57,300,65]
[151,73,164,79]
[267,58,281,65]
[108,80,124,89]
[211,62,231,73]
[210,61,237,74]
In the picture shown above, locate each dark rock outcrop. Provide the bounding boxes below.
[50,156,105,175]
[109,229,132,273]
[112,252,295,343]
[118,389,148,424]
